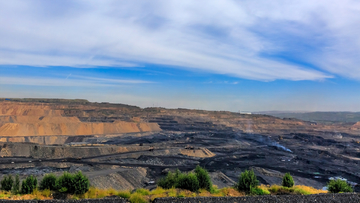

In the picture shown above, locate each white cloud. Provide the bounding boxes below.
[0,0,359,80]
[0,75,151,87]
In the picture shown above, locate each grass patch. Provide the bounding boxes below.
[219,187,244,197]
[261,184,327,195]
[135,188,150,195]
[117,190,131,199]
[129,193,147,203]
[150,187,166,195]
[41,189,51,198]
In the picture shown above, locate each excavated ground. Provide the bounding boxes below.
[0,99,360,192]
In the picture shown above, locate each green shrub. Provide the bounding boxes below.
[12,174,20,194]
[72,171,89,195]
[327,179,353,193]
[129,193,147,203]
[21,175,37,194]
[250,187,270,195]
[117,190,131,199]
[158,169,181,189]
[175,172,200,192]
[1,174,14,191]
[282,173,294,188]
[40,173,58,191]
[56,172,74,193]
[235,169,259,193]
[135,188,150,195]
[195,165,213,191]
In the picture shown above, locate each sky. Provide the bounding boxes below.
[1,0,360,112]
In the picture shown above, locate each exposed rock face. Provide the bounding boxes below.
[0,102,161,137]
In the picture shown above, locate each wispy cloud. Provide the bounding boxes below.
[0,75,152,87]
[0,0,359,80]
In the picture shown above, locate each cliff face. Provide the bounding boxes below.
[0,102,160,137]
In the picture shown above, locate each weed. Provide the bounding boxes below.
[129,193,147,203]
[117,190,131,199]
[136,188,150,195]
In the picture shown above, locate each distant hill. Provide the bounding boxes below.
[258,111,360,124]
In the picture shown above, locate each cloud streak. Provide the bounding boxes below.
[0,0,359,80]
[0,75,152,87]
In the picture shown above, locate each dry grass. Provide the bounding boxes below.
[0,183,328,201]
[293,185,327,195]
[219,187,244,197]
[260,184,327,195]
[129,193,147,203]
[117,190,131,199]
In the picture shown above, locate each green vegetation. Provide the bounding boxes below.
[129,193,147,203]
[12,175,20,194]
[158,166,213,192]
[57,172,75,193]
[195,165,213,191]
[21,175,38,194]
[176,172,200,192]
[158,169,181,189]
[282,173,295,188]
[1,175,14,191]
[327,179,353,193]
[40,173,58,191]
[235,169,259,193]
[117,190,131,199]
[0,169,330,201]
[72,171,90,195]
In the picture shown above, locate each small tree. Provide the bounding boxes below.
[40,173,58,191]
[175,172,200,192]
[21,175,37,194]
[1,174,14,191]
[327,179,353,193]
[56,172,74,193]
[72,171,89,194]
[12,175,20,194]
[158,169,181,189]
[235,169,259,193]
[282,173,294,188]
[194,165,213,191]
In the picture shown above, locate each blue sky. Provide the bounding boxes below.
[1,0,360,111]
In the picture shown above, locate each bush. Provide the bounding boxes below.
[57,172,74,194]
[158,169,181,189]
[12,175,20,194]
[175,172,200,192]
[235,169,259,193]
[250,187,270,195]
[282,173,294,188]
[117,190,131,199]
[72,171,89,195]
[195,165,213,191]
[129,193,147,203]
[21,175,37,194]
[1,175,14,191]
[136,188,150,195]
[327,179,353,193]
[40,173,58,191]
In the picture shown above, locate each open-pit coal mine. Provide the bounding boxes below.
[1,98,360,193]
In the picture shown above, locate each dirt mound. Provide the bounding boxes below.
[180,148,215,158]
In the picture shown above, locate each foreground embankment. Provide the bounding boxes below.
[0,194,360,203]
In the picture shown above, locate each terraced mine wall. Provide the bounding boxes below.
[153,193,360,203]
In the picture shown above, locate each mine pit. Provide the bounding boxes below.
[1,100,360,192]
